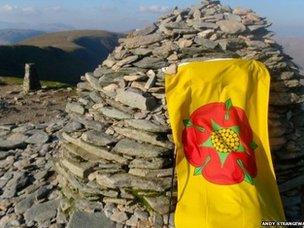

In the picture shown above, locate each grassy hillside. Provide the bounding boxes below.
[0,29,45,45]
[0,76,69,89]
[0,30,121,84]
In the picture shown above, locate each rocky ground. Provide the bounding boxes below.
[0,84,120,227]
[0,84,72,125]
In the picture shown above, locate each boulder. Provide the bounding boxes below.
[116,88,158,111]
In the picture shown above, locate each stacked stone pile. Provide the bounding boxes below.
[56,0,304,226]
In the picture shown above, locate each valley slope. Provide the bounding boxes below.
[0,30,122,84]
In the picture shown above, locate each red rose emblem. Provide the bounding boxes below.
[182,99,258,185]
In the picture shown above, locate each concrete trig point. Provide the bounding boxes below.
[23,63,41,94]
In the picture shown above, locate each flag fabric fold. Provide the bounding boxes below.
[165,59,285,228]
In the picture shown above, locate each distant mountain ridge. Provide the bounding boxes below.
[0,21,75,32]
[0,29,46,45]
[0,30,122,84]
[0,22,77,45]
[277,37,304,73]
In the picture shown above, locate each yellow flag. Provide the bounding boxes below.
[165,59,285,228]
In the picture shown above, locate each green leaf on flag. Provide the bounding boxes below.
[237,159,255,185]
[194,155,211,176]
[201,137,213,147]
[230,126,240,134]
[183,119,192,127]
[250,141,258,150]
[211,119,221,131]
[225,98,233,110]
[218,152,229,166]
[244,173,255,185]
[194,167,202,176]
[237,144,245,152]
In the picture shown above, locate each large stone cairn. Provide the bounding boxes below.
[56,0,304,226]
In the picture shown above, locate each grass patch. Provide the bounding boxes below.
[130,189,153,212]
[0,76,23,85]
[128,188,164,213]
[42,80,71,89]
[0,76,71,89]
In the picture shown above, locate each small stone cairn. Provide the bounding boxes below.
[55,0,304,226]
[23,63,41,94]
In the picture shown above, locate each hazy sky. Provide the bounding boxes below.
[0,0,303,36]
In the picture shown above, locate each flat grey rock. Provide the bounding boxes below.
[67,210,115,228]
[144,196,170,215]
[71,114,106,131]
[132,57,167,69]
[93,66,113,76]
[12,125,35,133]
[113,126,173,149]
[7,132,28,142]
[129,157,169,169]
[1,171,30,199]
[125,119,169,133]
[15,194,36,214]
[66,102,85,115]
[164,21,189,29]
[115,55,139,68]
[217,19,246,34]
[85,72,103,90]
[96,173,171,192]
[89,91,103,103]
[132,48,152,56]
[113,138,169,158]
[24,199,60,225]
[191,20,219,29]
[110,210,128,223]
[99,107,132,120]
[116,88,158,111]
[63,121,83,133]
[62,132,127,164]
[81,130,117,146]
[123,33,163,49]
[0,138,26,150]
[26,130,49,144]
[194,37,218,49]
